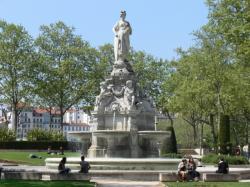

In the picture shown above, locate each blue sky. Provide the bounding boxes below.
[0,0,208,60]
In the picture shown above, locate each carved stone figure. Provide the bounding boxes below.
[124,80,135,110]
[94,82,113,111]
[113,10,132,62]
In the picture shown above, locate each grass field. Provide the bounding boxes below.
[165,182,250,187]
[0,180,95,187]
[0,150,81,165]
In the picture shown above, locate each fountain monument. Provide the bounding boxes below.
[45,11,179,171]
[74,10,170,158]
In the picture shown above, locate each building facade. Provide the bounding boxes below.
[7,107,90,140]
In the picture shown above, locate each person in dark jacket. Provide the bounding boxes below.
[216,158,229,174]
[58,157,70,174]
[79,155,90,173]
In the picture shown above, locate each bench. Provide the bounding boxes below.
[3,172,42,180]
[202,173,240,182]
[1,171,91,181]
[159,172,178,182]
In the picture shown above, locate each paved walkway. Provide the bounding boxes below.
[94,180,165,187]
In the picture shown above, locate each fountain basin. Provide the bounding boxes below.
[45,157,181,170]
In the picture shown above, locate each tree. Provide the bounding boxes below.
[34,21,98,130]
[0,20,35,131]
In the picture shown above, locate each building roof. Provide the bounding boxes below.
[32,108,61,116]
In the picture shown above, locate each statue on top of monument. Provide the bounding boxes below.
[113,10,132,62]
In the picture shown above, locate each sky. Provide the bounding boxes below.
[0,0,208,60]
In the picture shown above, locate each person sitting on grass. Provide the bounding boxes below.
[178,159,187,181]
[58,157,70,174]
[216,158,229,174]
[79,155,90,173]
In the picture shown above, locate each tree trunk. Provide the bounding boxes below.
[48,107,53,130]
[218,114,230,154]
[193,124,197,143]
[165,109,173,127]
[209,114,217,153]
[11,106,18,132]
[199,123,204,155]
[60,107,64,132]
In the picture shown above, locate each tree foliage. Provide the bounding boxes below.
[0,20,35,131]
[27,128,65,141]
[34,21,98,130]
[0,128,16,141]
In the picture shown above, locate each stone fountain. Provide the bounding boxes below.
[74,10,170,158]
[46,11,176,171]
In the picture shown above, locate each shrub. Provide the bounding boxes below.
[0,128,16,141]
[202,154,249,165]
[0,141,68,150]
[161,153,183,158]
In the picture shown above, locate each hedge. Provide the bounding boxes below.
[0,141,68,150]
[202,154,249,165]
[161,153,183,158]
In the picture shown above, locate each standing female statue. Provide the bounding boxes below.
[113,10,132,62]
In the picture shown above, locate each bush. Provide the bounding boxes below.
[0,141,68,150]
[202,154,249,165]
[0,128,16,141]
[27,128,65,141]
[161,153,183,158]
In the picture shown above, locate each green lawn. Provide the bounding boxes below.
[165,182,250,187]
[0,180,95,187]
[0,150,81,165]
